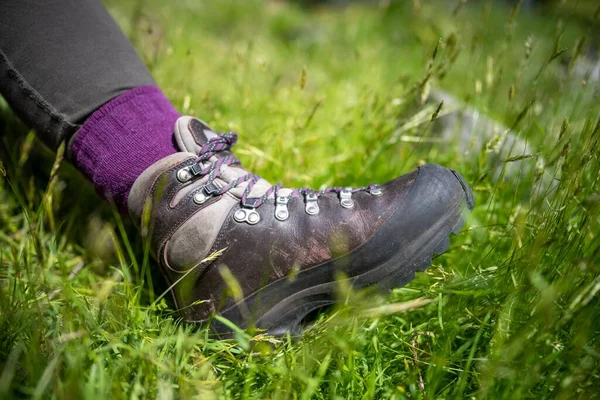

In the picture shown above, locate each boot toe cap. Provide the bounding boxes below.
[394,164,474,231]
[413,163,473,211]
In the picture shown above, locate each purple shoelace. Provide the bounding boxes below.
[189,131,380,208]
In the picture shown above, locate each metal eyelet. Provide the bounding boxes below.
[368,184,383,197]
[275,196,290,221]
[178,162,210,183]
[340,187,355,209]
[305,193,319,215]
[193,191,209,205]
[204,182,220,195]
[233,209,246,222]
[233,208,261,225]
[247,210,260,224]
[176,167,192,182]
[191,183,219,206]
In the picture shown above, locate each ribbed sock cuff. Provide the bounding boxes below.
[71,86,180,211]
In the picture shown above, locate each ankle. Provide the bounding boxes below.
[71,86,180,211]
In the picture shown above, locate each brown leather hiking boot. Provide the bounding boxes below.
[128,116,475,335]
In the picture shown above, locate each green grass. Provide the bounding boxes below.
[1,0,599,398]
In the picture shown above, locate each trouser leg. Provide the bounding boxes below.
[0,0,154,150]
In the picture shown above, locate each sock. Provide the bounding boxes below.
[71,86,180,211]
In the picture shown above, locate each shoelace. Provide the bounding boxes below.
[189,132,380,209]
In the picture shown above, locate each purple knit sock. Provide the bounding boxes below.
[71,86,180,211]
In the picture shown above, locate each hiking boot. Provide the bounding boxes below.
[128,116,475,335]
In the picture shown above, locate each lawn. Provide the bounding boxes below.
[0,0,599,398]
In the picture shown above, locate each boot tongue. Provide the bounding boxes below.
[174,116,218,154]
[173,116,273,200]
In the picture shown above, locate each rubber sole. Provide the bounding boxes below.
[211,170,474,337]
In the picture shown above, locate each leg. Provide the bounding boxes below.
[0,0,154,147]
